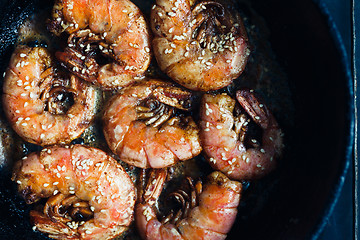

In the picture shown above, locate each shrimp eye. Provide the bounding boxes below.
[46,87,75,114]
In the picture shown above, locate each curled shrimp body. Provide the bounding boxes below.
[12,144,136,240]
[151,0,250,91]
[49,0,151,89]
[103,79,202,169]
[3,46,97,146]
[136,170,242,240]
[199,90,283,180]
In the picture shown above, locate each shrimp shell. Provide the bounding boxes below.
[199,90,283,180]
[3,46,97,146]
[151,0,250,91]
[136,171,242,240]
[50,0,151,89]
[102,79,202,169]
[12,144,135,240]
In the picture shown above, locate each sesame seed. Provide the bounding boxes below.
[40,133,45,139]
[257,164,262,168]
[168,11,176,17]
[56,173,61,178]
[16,180,22,184]
[260,149,266,153]
[43,183,49,187]
[255,116,260,120]
[216,125,222,129]
[32,226,37,231]
[69,191,75,194]
[53,182,59,185]
[145,47,150,53]
[65,176,70,179]
[90,206,95,212]
[204,128,210,132]
[85,230,92,234]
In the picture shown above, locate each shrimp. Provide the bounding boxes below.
[12,144,136,240]
[2,46,97,146]
[102,79,202,169]
[199,89,283,180]
[49,0,151,89]
[136,169,242,240]
[150,0,250,91]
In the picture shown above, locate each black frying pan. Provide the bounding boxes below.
[0,0,353,239]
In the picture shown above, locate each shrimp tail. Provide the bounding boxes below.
[236,89,270,129]
[30,210,79,239]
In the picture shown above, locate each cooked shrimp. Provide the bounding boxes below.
[199,89,283,180]
[12,144,136,240]
[49,0,151,89]
[2,46,97,146]
[150,0,250,91]
[136,169,242,240]
[102,79,202,169]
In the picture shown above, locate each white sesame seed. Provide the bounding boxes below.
[43,183,49,187]
[168,11,176,17]
[32,226,37,231]
[65,176,70,179]
[260,149,266,153]
[53,182,59,185]
[16,180,22,184]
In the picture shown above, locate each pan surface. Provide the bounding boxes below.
[0,0,353,239]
